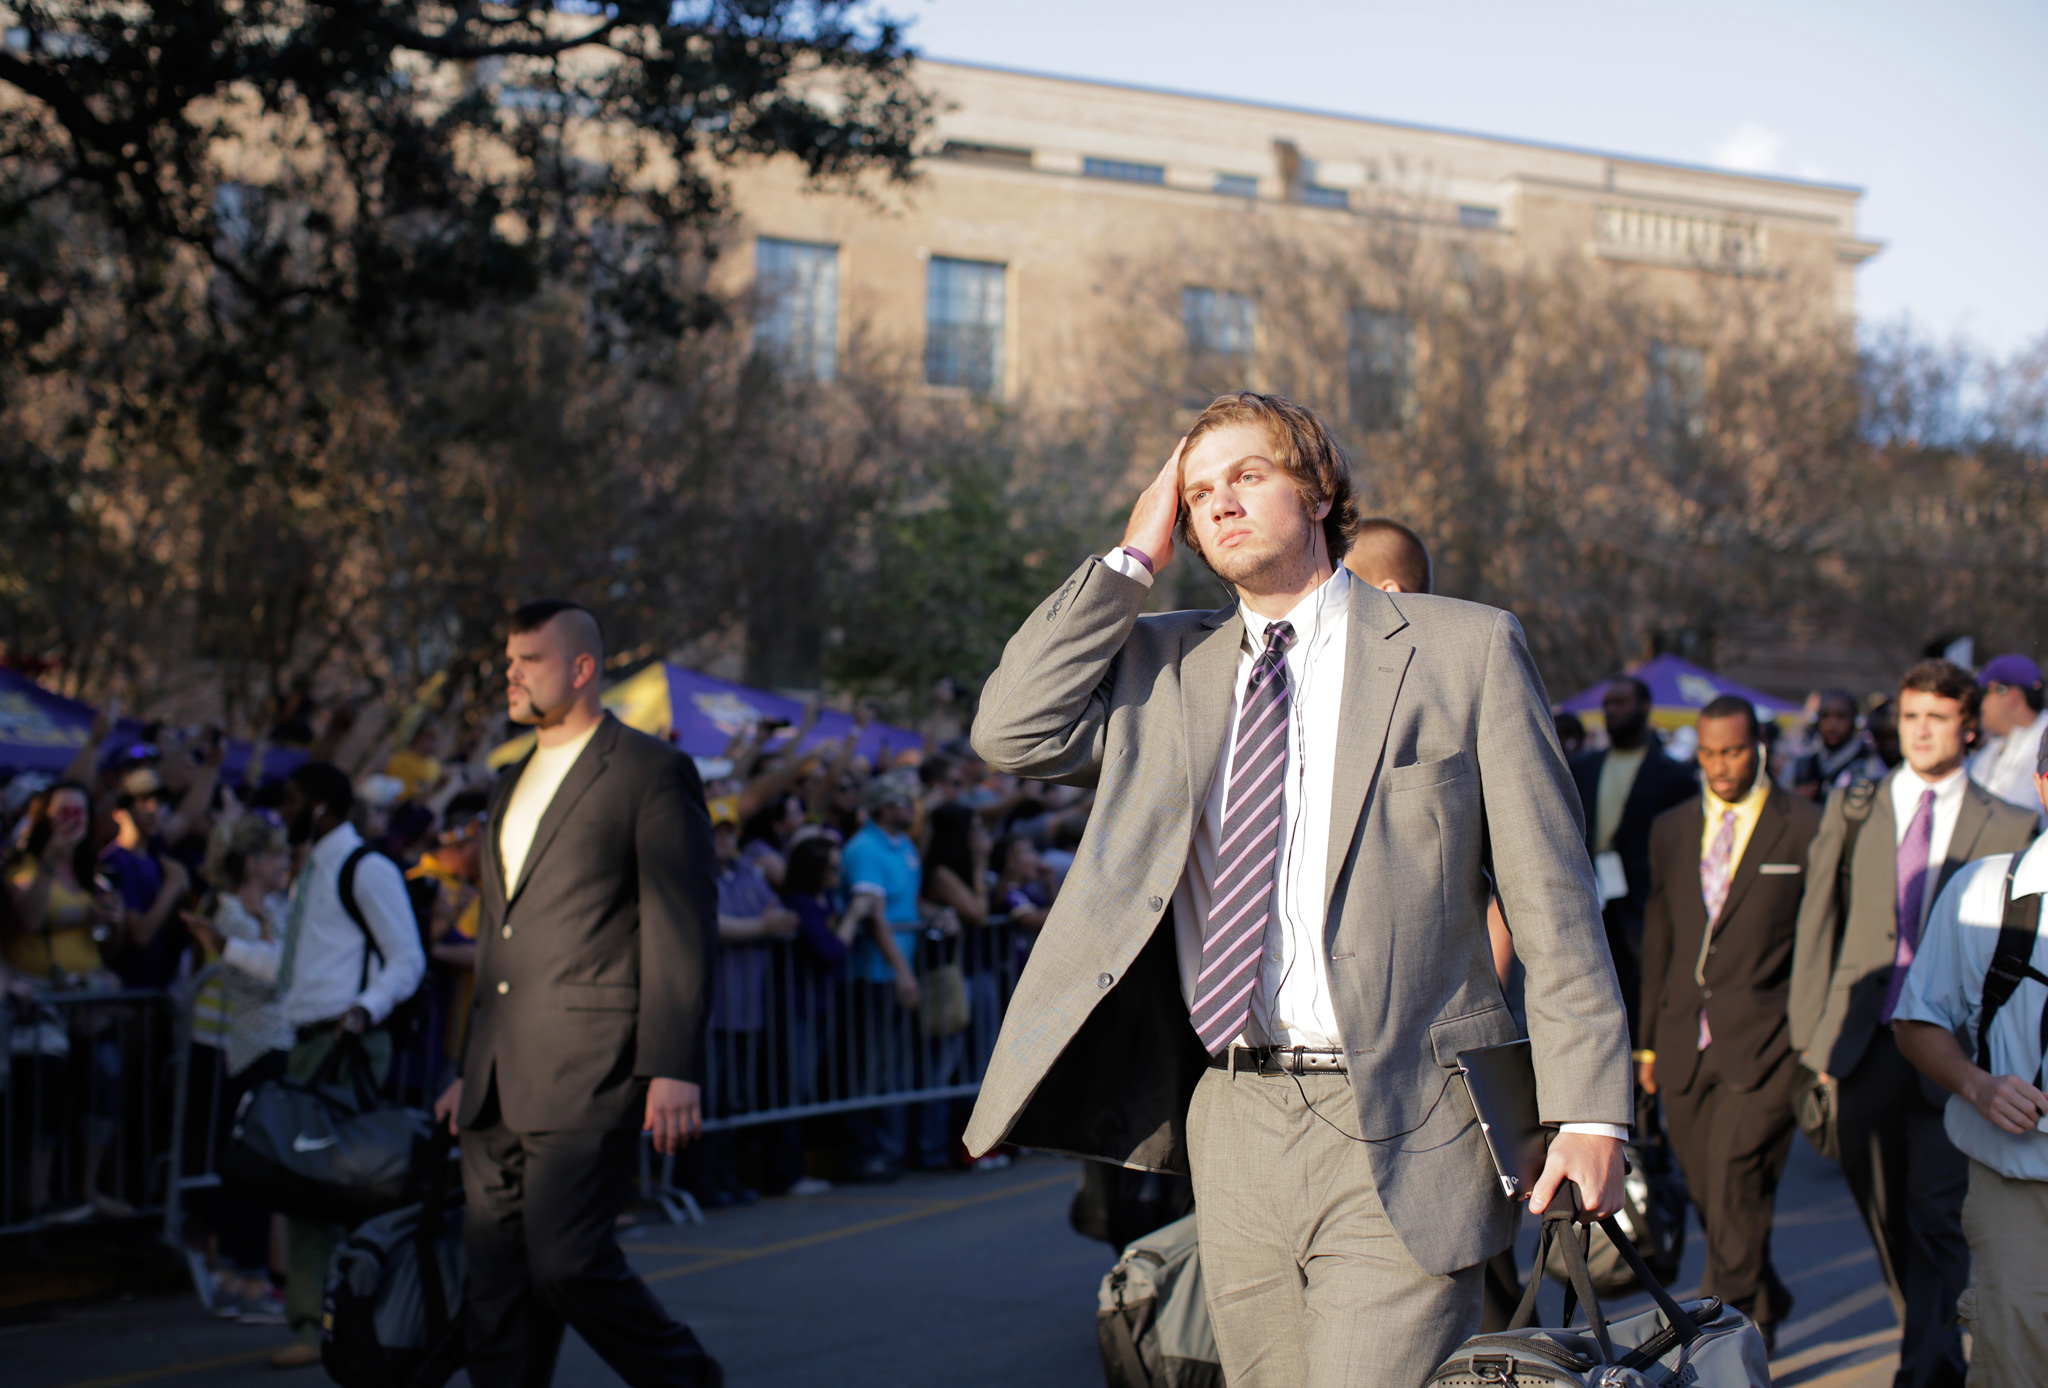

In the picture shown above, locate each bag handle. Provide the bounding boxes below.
[311,1031,381,1112]
[1506,1187,1612,1363]
[414,1128,457,1342]
[1511,1178,1711,1368]
[1596,1208,1703,1363]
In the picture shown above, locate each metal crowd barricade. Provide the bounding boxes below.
[638,917,1031,1221]
[1,985,177,1238]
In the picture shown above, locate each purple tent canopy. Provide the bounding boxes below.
[0,667,102,774]
[648,663,926,765]
[0,667,301,782]
[1558,654,1801,728]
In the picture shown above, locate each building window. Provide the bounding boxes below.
[1647,340,1706,458]
[1301,184,1350,210]
[1214,173,1259,199]
[1183,286,1256,386]
[754,237,840,381]
[926,256,1006,394]
[1083,157,1165,184]
[939,141,1034,169]
[1457,204,1500,230]
[1347,308,1411,432]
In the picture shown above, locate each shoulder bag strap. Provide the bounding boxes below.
[1977,858,2048,1073]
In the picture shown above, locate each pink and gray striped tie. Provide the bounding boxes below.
[1190,620,1295,1054]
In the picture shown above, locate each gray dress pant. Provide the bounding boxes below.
[1187,1067,1483,1388]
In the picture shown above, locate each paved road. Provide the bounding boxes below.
[4,1138,1905,1388]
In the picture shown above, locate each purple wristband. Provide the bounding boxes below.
[1120,545,1155,574]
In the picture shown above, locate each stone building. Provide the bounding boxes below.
[723,59,1881,406]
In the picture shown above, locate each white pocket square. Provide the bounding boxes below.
[1758,863,1803,875]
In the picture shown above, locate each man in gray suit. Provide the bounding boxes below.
[434,600,722,1388]
[1790,658,2037,1388]
[966,393,1632,1386]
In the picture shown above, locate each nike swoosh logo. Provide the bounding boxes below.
[292,1133,339,1153]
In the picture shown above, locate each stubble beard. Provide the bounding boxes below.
[1198,524,1319,596]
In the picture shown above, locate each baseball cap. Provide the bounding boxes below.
[864,769,919,813]
[708,795,741,830]
[1978,654,2043,690]
[118,767,165,801]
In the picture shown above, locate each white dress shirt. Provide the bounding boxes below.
[1105,550,1627,1140]
[499,720,601,889]
[1893,836,2048,1181]
[222,821,426,1028]
[1891,763,1971,941]
[1969,708,2048,821]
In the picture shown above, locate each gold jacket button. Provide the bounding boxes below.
[497,981,510,995]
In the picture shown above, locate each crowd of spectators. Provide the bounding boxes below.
[0,684,1089,1318]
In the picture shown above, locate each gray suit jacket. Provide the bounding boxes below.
[964,557,1632,1275]
[1789,767,2036,1080]
[458,714,718,1132]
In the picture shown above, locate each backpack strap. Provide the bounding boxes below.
[336,845,385,991]
[1977,857,2048,1081]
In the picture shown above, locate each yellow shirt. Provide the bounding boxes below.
[385,749,443,800]
[3,862,105,979]
[1699,768,1769,875]
[1593,746,1648,855]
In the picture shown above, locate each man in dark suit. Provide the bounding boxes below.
[434,600,721,1388]
[1791,659,2038,1388]
[1640,695,1821,1348]
[1571,675,1699,1041]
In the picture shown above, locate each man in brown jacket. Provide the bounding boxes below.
[1640,695,1821,1349]
[1790,659,2037,1388]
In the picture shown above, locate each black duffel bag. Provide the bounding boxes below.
[323,1130,466,1388]
[222,1033,434,1225]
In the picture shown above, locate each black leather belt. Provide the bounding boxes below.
[1208,1045,1348,1075]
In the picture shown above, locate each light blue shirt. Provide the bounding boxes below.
[1895,836,2048,1182]
[844,823,922,984]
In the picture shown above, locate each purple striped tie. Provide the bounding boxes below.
[1190,620,1295,1055]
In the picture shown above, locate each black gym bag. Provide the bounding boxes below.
[222,1033,435,1224]
[323,1129,466,1388]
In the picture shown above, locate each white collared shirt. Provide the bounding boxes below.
[1890,763,1971,940]
[221,822,425,1028]
[1159,564,1351,1050]
[1893,836,2048,1181]
[1969,708,2048,822]
[1105,550,1626,1139]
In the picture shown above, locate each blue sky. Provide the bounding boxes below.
[903,0,2048,356]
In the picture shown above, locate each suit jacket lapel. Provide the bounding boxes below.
[1180,606,1244,820]
[1713,789,1789,932]
[1620,746,1670,827]
[1324,585,1414,920]
[510,717,618,904]
[1937,784,1995,901]
[485,756,526,907]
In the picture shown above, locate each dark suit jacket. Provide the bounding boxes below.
[458,714,717,1132]
[1571,743,1699,922]
[1789,769,2037,1079]
[1641,786,1822,1094]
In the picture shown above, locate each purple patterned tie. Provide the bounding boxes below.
[1696,808,1738,1050]
[1879,788,1936,1024]
[1190,621,1295,1054]
[1700,808,1738,925]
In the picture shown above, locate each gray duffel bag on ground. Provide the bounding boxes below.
[1429,1186,1769,1387]
[1096,1212,1220,1388]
